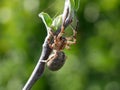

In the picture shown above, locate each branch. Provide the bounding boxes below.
[23,0,72,90]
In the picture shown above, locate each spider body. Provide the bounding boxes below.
[52,36,67,51]
[47,51,66,71]
[46,24,77,71]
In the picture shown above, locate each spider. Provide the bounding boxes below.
[46,22,78,71]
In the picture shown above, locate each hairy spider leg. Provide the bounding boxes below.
[57,7,70,41]
[47,29,59,50]
[47,29,55,49]
[53,35,58,47]
[65,23,78,49]
[49,29,54,37]
[46,50,58,62]
[57,26,65,40]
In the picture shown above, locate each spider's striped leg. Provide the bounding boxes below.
[47,50,58,62]
[57,26,65,40]
[57,8,70,40]
[47,30,55,49]
[65,22,78,46]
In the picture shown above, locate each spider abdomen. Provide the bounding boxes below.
[47,51,66,71]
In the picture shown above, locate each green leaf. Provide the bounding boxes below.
[52,15,62,30]
[38,12,52,29]
[70,0,75,9]
[74,0,80,11]
[70,0,80,11]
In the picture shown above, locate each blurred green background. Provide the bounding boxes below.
[0,0,120,90]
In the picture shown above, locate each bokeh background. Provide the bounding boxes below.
[0,0,120,90]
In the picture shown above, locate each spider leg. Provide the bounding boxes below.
[66,34,76,45]
[48,43,53,49]
[67,40,76,45]
[47,35,53,49]
[54,35,57,43]
[57,8,70,40]
[65,39,76,49]
[47,29,54,43]
[41,51,55,63]
[57,26,65,40]
[47,29,57,49]
[49,29,54,37]
[47,50,58,62]
[66,36,73,41]
[48,36,58,50]
[70,24,77,39]
[65,44,70,49]
[65,23,78,45]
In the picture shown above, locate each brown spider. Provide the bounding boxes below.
[46,23,78,71]
[48,26,77,50]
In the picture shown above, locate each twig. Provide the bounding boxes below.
[23,0,72,90]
